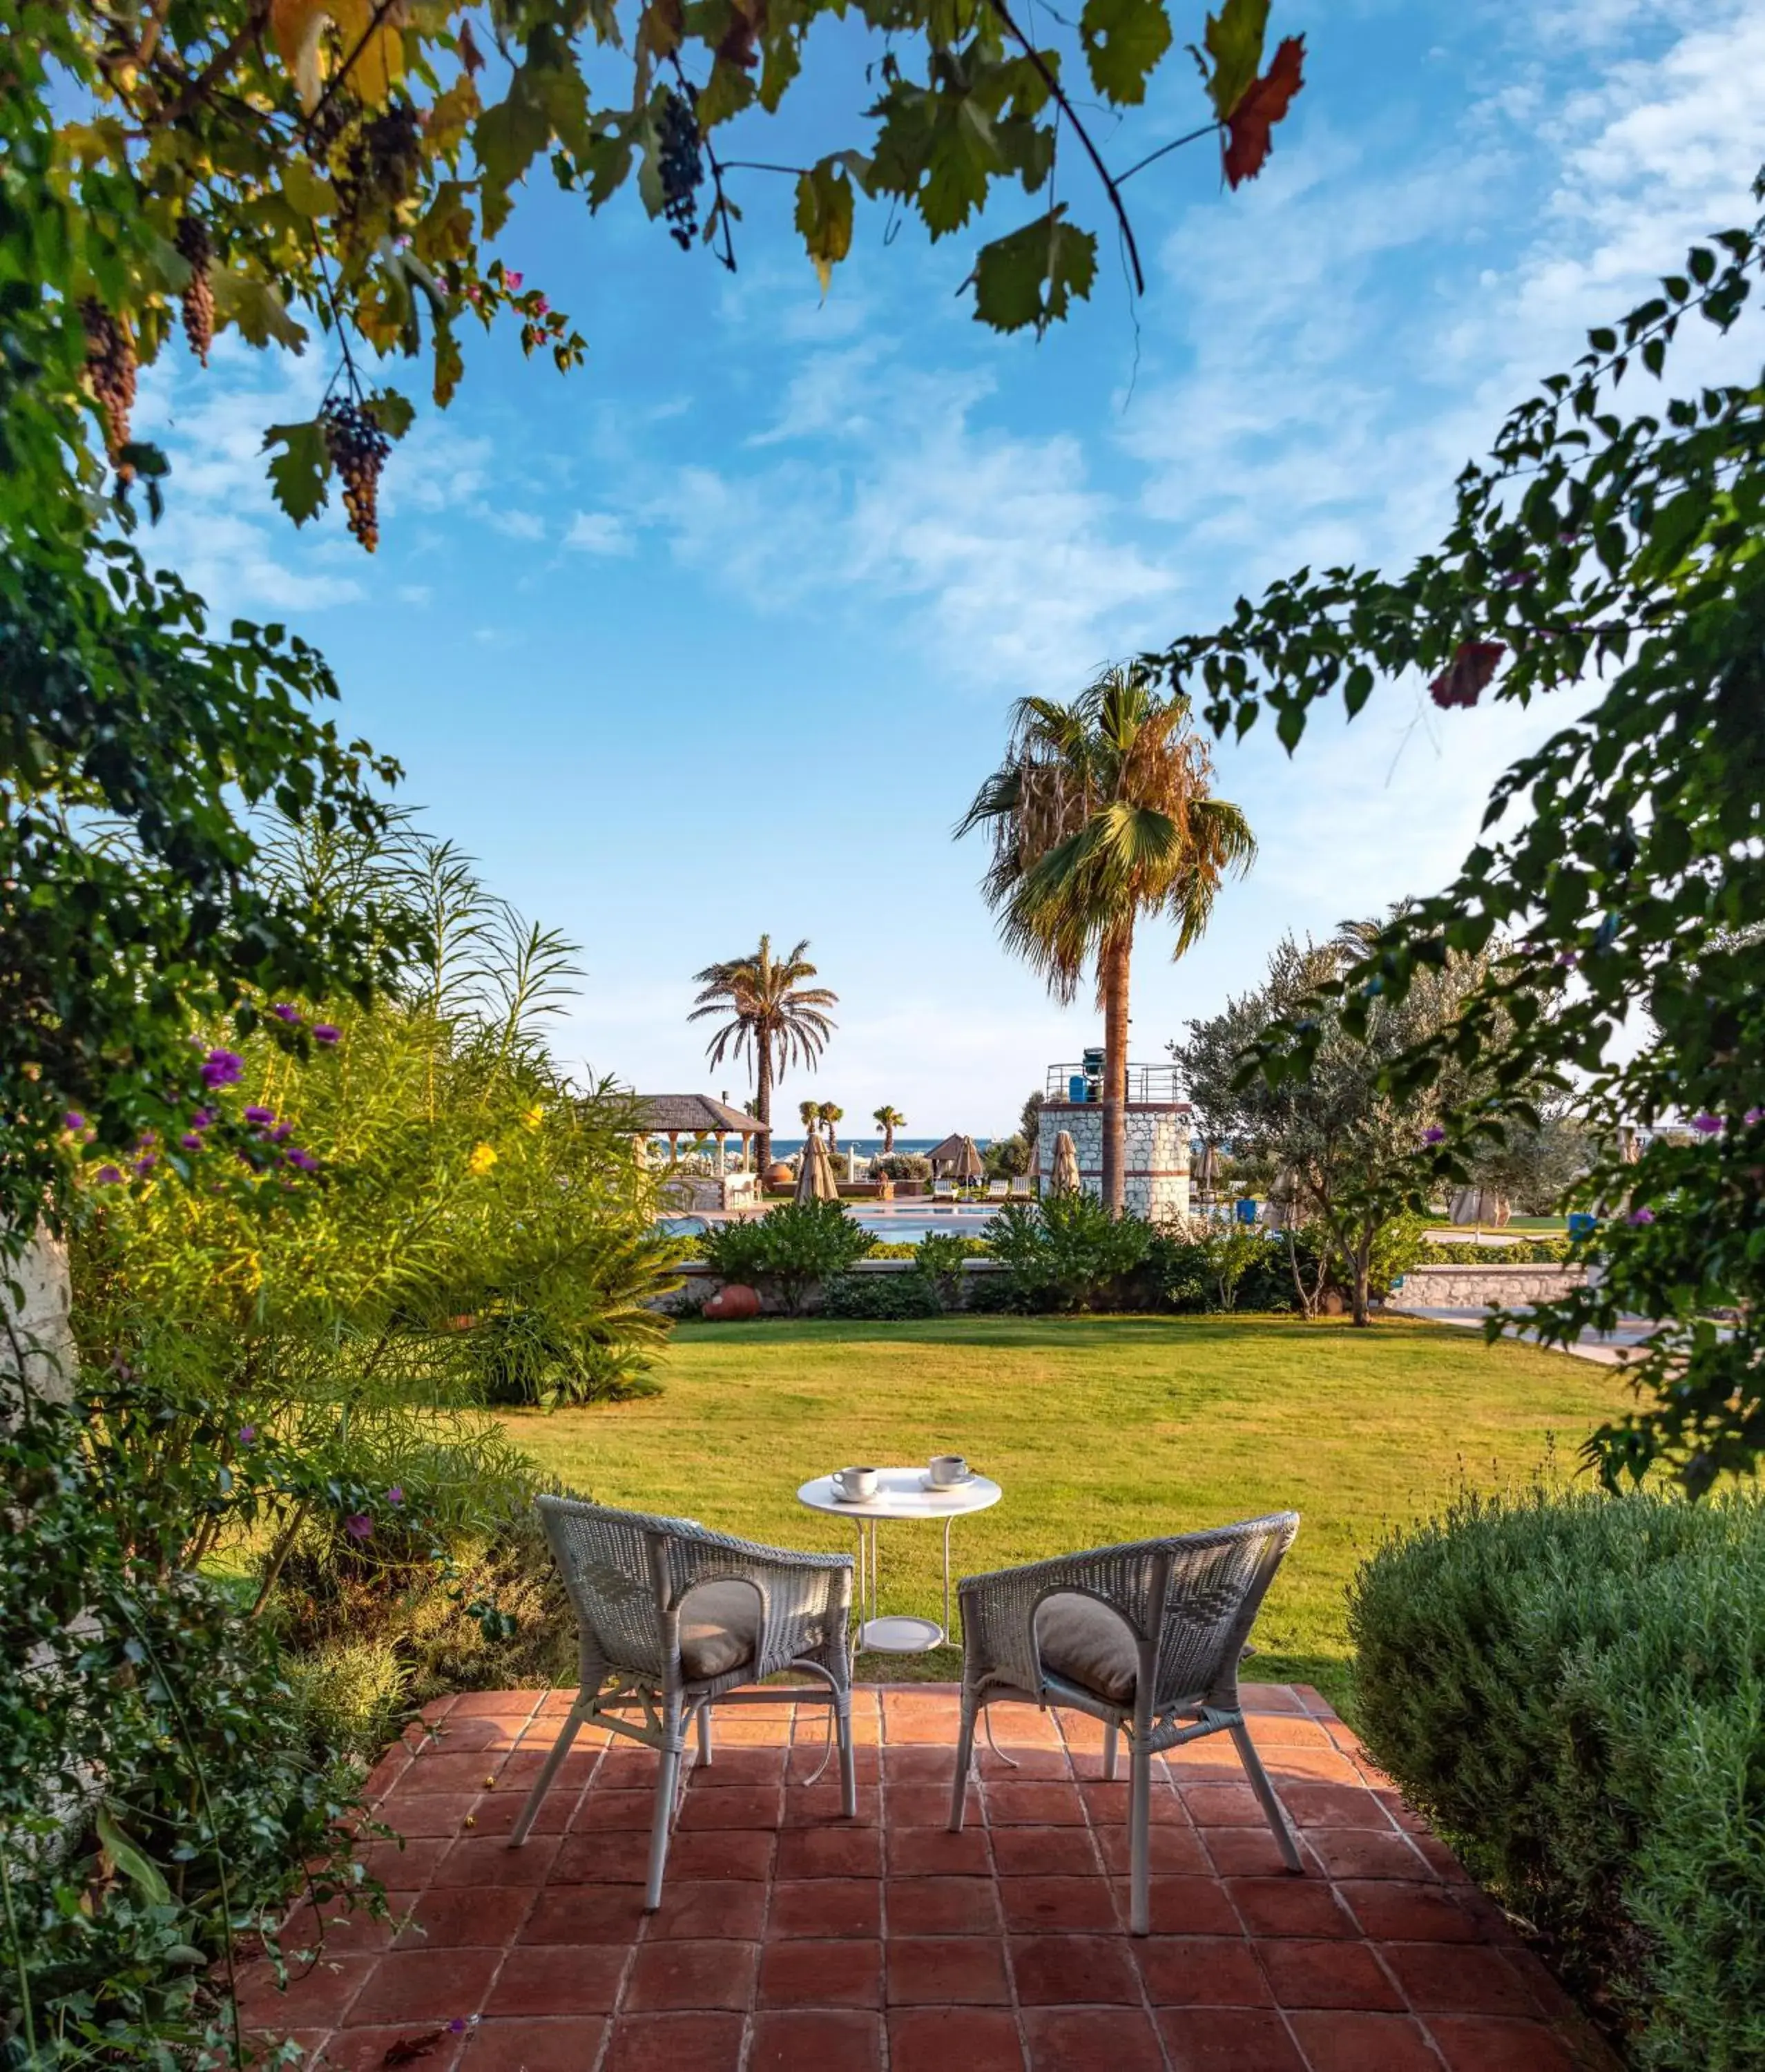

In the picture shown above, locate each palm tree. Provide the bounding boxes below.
[690,935,837,1172]
[958,664,1255,1214]
[819,1102,844,1154]
[873,1105,905,1154]
[799,1097,822,1138]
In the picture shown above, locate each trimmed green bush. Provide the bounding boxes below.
[1420,1236,1574,1265]
[697,1199,874,1315]
[820,1271,945,1321]
[1349,1489,1765,2070]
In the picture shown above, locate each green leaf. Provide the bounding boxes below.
[1081,0,1174,106]
[262,421,331,526]
[365,389,416,440]
[970,207,1097,334]
[280,156,338,220]
[1200,0,1269,120]
[794,160,856,294]
[97,1806,172,1906]
[209,268,308,350]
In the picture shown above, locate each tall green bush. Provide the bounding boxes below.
[1349,1490,1765,2070]
[697,1199,874,1315]
[987,1192,1156,1310]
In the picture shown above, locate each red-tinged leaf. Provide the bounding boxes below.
[1222,34,1304,188]
[1429,640,1507,709]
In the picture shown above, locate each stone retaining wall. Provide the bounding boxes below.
[1387,1262,1588,1310]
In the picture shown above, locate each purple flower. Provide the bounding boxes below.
[180,1133,204,1151]
[313,1024,341,1046]
[237,1426,257,1447]
[244,1105,276,1126]
[284,1147,319,1172]
[1746,1108,1764,1127]
[1555,950,1579,968]
[1628,1207,1655,1226]
[95,1165,124,1185]
[191,1109,215,1131]
[530,294,549,315]
[387,1486,404,1506]
[63,1111,86,1132]
[344,1513,374,1542]
[271,1123,294,1144]
[133,1153,157,1177]
[503,271,523,293]
[1692,1113,1724,1135]
[270,1004,301,1024]
[1422,1126,1447,1145]
[201,1048,244,1089]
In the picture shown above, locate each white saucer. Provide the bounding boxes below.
[919,1471,976,1490]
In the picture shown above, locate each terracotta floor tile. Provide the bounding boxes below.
[1253,1747,1364,1786]
[462,2017,608,2070]
[983,1783,1087,1826]
[756,1937,884,2009]
[1380,1943,1543,2017]
[392,1752,510,1794]
[1245,1715,1335,1749]
[676,1785,784,1832]
[767,1878,881,1939]
[1202,1828,1319,1879]
[886,1936,1012,2005]
[749,2009,885,2071]
[378,1793,483,1840]
[549,1830,653,1885]
[1278,1783,1391,1830]
[1228,1877,1357,1939]
[1285,2009,1440,2071]
[574,1789,662,1832]
[279,1892,409,1960]
[889,2006,1026,2072]
[1094,1823,1212,1877]
[1257,1939,1404,2013]
[463,1790,575,1839]
[484,1942,629,2016]
[235,1954,377,2028]
[781,1783,881,1828]
[624,1938,760,2013]
[1181,1783,1266,1828]
[1135,1937,1272,2008]
[883,1743,960,1783]
[1304,1828,1433,1881]
[450,1691,539,1719]
[886,1876,1002,1936]
[318,2022,465,2070]
[1019,2006,1165,2072]
[692,1745,787,1786]
[888,1784,962,1828]
[1121,1876,1242,1938]
[519,1883,648,1944]
[1079,1781,1188,1828]
[886,1825,992,1878]
[668,1830,778,1882]
[343,1946,502,2026]
[601,2011,746,2071]
[1155,2006,1306,2070]
[432,1836,561,1886]
[1337,1881,1483,1944]
[357,1836,451,1887]
[977,1748,1072,1781]
[390,1883,532,1949]
[775,1826,882,1879]
[1008,1932,1141,2006]
[648,1879,771,1941]
[999,1877,1120,1935]
[991,1827,1102,1877]
[1426,2013,1585,2071]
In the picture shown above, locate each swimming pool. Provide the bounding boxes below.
[852,1205,1002,1240]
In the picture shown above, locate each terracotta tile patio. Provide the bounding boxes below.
[240,1685,1618,2071]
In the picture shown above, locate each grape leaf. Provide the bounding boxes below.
[1200,0,1269,122]
[1080,0,1174,107]
[1429,640,1506,710]
[262,421,332,526]
[971,207,1097,333]
[210,268,309,349]
[795,160,856,294]
[365,388,415,439]
[1222,32,1304,187]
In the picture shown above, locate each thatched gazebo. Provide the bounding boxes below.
[635,1094,765,1176]
[926,1132,981,1178]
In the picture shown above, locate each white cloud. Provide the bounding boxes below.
[563,510,636,555]
[397,583,433,605]
[486,509,546,541]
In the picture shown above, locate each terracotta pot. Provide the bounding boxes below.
[702,1283,761,1321]
[764,1162,794,1189]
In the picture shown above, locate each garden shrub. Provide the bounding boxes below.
[874,1153,932,1181]
[987,1193,1155,1310]
[820,1272,945,1321]
[1419,1237,1574,1265]
[1349,1489,1765,2070]
[697,1200,874,1314]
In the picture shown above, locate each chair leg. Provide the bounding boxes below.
[1102,1723,1119,1783]
[696,1704,713,1767]
[947,1694,978,1832]
[1128,1740,1152,1936]
[508,1701,585,1849]
[836,1694,857,1818]
[645,1719,686,1911]
[1230,1720,1304,1873]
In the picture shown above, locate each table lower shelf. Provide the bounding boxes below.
[856,1614,945,1655]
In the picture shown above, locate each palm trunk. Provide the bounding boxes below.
[1100,928,1132,1216]
[755,1044,773,1176]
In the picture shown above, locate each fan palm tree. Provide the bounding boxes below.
[873,1105,905,1154]
[799,1097,822,1138]
[690,935,837,1172]
[958,664,1256,1214]
[819,1102,845,1153]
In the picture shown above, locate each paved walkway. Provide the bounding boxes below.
[240,1684,1618,2071]
[1407,1307,1653,1366]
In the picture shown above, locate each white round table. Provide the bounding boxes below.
[797,1466,1003,1655]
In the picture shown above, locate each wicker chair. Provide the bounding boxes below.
[510,1495,856,1908]
[948,1513,1303,1935]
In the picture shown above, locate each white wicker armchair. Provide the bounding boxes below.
[948,1512,1303,1934]
[509,1495,856,1908]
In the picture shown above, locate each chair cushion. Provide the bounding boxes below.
[1036,1592,1138,1706]
[678,1580,762,1682]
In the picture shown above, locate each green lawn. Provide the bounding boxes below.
[498,1314,1624,1714]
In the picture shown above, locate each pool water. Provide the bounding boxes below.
[853,1207,1001,1241]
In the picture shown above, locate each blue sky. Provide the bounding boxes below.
[139,0,1765,1135]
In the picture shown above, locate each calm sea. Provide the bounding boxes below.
[765,1136,993,1157]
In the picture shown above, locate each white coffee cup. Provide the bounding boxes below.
[928,1454,968,1486]
[833,1466,878,1500]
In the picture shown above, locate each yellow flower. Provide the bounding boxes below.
[523,1104,544,1131]
[468,1142,499,1177]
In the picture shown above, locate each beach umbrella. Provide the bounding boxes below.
[1050,1131,1080,1194]
[954,1135,983,1182]
[795,1131,839,1203]
[1195,1140,1216,1197]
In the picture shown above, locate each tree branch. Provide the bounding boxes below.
[155,0,270,127]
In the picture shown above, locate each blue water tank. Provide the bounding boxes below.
[1068,1074,1088,1103]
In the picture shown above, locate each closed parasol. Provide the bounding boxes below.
[1050,1130,1080,1194]
[795,1131,840,1203]
[953,1134,984,1182]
